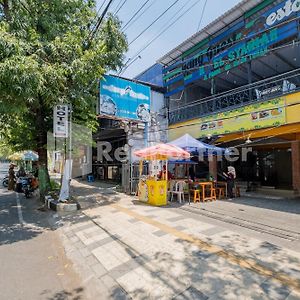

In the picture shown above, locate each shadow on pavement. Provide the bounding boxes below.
[0,187,52,246]
[42,287,85,300]
[221,196,300,215]
[70,180,123,210]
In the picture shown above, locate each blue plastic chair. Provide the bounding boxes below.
[87,175,94,182]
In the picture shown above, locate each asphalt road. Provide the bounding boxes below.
[0,161,9,179]
[0,164,86,300]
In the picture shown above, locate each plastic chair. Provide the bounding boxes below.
[170,181,185,204]
[183,182,191,204]
[87,175,94,182]
[168,180,176,200]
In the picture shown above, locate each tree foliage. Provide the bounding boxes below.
[0,0,128,196]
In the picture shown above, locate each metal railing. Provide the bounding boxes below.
[169,69,300,124]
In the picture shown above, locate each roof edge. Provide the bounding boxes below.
[157,0,264,65]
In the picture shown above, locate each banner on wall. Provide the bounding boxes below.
[199,98,286,137]
[169,92,300,141]
[100,75,151,122]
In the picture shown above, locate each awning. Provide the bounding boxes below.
[216,123,300,144]
[169,133,225,154]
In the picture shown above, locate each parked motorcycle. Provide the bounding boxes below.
[22,177,33,198]
[20,176,38,198]
[2,175,9,188]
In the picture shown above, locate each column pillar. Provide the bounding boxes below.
[247,61,253,101]
[211,78,216,95]
[292,141,300,194]
[209,155,218,181]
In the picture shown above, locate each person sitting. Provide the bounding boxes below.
[158,165,173,180]
[17,166,26,178]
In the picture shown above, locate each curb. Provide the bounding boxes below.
[45,195,80,212]
[241,192,300,201]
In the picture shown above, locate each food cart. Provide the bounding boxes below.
[134,144,190,206]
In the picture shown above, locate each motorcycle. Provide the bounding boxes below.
[2,175,9,188]
[22,177,33,198]
[21,176,38,198]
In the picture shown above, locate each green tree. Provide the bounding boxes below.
[0,0,127,199]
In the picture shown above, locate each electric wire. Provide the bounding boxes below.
[128,0,181,46]
[120,0,199,75]
[112,0,123,14]
[123,0,158,31]
[88,0,115,43]
[89,0,108,34]
[122,0,152,31]
[114,0,127,15]
[196,0,208,32]
[130,0,201,63]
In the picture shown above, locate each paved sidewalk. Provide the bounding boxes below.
[56,180,300,299]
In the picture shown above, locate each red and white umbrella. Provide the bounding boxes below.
[134,143,190,161]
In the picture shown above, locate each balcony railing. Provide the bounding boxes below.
[168,69,300,124]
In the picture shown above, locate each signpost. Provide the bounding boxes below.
[53,104,73,201]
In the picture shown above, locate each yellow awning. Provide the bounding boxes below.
[216,123,300,144]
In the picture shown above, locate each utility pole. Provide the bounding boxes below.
[68,104,72,179]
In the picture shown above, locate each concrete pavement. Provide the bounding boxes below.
[55,180,300,299]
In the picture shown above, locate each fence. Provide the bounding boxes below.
[169,69,300,124]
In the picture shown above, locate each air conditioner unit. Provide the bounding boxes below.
[137,123,145,130]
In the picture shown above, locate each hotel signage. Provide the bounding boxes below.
[53,104,69,138]
[266,0,300,26]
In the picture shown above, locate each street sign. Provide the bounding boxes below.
[53,105,69,138]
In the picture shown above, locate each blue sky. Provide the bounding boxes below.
[97,0,241,78]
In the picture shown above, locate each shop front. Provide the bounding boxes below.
[168,91,300,193]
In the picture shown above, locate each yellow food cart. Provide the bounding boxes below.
[134,144,190,206]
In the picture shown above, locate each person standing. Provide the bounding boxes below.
[158,165,173,180]
[189,166,195,181]
[8,164,16,190]
[223,166,236,199]
[17,166,26,177]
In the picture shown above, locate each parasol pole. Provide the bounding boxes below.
[166,160,168,181]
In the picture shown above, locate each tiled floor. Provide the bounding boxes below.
[57,181,300,299]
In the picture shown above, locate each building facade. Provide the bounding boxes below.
[159,0,300,192]
[135,63,164,87]
[95,75,167,193]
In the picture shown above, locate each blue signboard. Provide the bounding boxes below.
[163,0,300,96]
[100,75,151,122]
